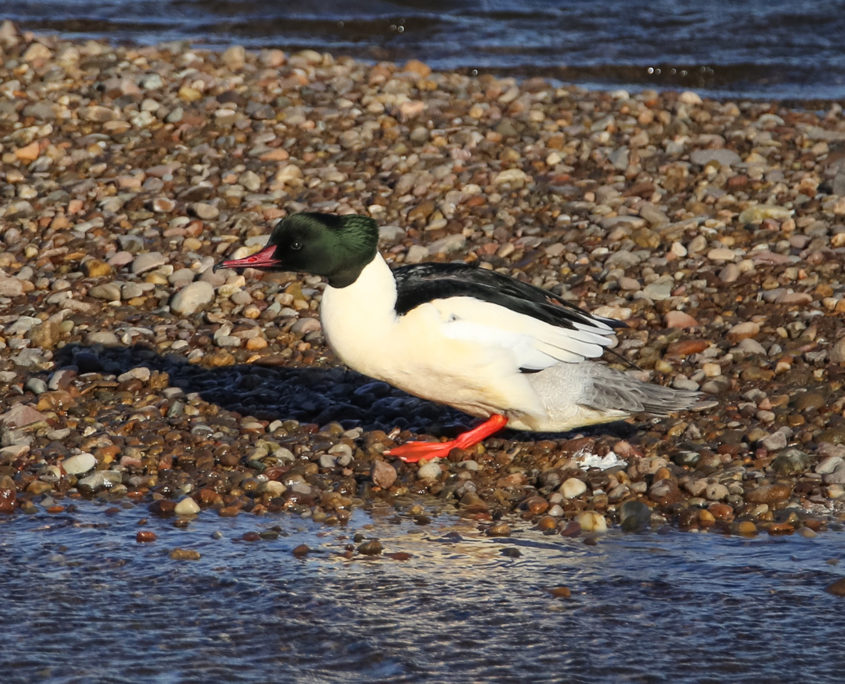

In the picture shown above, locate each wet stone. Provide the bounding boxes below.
[770,449,812,477]
[170,548,201,560]
[357,540,383,556]
[746,483,792,504]
[619,500,651,532]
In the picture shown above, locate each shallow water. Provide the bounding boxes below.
[5,0,845,100]
[2,500,844,682]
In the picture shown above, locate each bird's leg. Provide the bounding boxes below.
[386,414,508,463]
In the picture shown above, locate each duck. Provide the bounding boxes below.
[217,212,700,462]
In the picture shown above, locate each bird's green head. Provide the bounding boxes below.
[217,212,379,288]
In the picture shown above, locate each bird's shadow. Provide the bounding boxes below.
[52,344,636,442]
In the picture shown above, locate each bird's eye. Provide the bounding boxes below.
[290,240,302,251]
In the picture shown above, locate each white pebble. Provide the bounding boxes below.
[560,477,587,498]
[175,496,200,516]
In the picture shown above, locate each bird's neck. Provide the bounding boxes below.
[319,252,398,348]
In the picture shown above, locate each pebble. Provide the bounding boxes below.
[357,540,383,556]
[619,500,651,532]
[169,548,202,560]
[418,461,442,480]
[690,148,741,168]
[372,460,397,489]
[175,497,201,516]
[576,511,607,533]
[560,477,587,498]
[131,252,167,274]
[170,281,215,315]
[61,452,97,475]
[746,483,792,504]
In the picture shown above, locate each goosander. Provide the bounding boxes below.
[218,212,699,462]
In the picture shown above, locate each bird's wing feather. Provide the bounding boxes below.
[393,263,621,370]
[393,262,622,334]
[431,296,615,370]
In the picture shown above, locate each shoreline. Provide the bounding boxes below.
[1,24,844,539]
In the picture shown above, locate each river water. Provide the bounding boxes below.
[5,0,845,100]
[2,500,844,682]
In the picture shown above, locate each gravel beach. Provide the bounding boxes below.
[1,22,844,540]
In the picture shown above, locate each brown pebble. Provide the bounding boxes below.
[522,495,550,516]
[767,522,795,536]
[536,515,558,531]
[387,552,413,561]
[549,585,571,598]
[292,544,311,557]
[357,540,383,556]
[136,530,157,543]
[708,502,734,521]
[242,531,261,542]
[83,259,113,277]
[560,521,582,537]
[486,522,512,537]
[372,459,397,489]
[0,485,16,514]
[736,520,758,536]
[169,548,201,560]
[698,509,716,527]
[825,577,845,596]
[665,339,710,357]
[746,483,792,504]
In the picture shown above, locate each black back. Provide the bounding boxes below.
[392,262,626,332]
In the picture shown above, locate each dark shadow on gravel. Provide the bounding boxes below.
[52,343,637,441]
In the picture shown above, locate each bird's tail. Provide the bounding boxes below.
[577,362,701,416]
[521,362,701,432]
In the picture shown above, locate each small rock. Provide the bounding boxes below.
[291,317,321,335]
[619,500,651,532]
[170,281,214,315]
[576,511,607,533]
[0,403,48,428]
[648,478,682,506]
[61,452,97,475]
[118,367,151,383]
[664,311,699,329]
[736,521,758,536]
[89,283,122,301]
[169,548,201,560]
[0,274,25,297]
[175,497,201,516]
[770,449,811,476]
[136,530,157,543]
[691,148,741,168]
[549,586,572,599]
[486,522,512,537]
[357,540,383,556]
[831,337,845,365]
[222,45,246,70]
[493,168,530,187]
[417,460,441,480]
[727,322,760,344]
[746,483,792,504]
[372,460,397,489]
[760,429,790,451]
[825,577,845,596]
[131,252,166,274]
[705,483,729,501]
[560,477,587,498]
